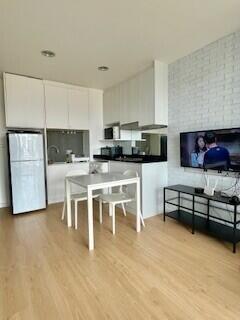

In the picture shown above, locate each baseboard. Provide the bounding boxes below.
[0,202,9,209]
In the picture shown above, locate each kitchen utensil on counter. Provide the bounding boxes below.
[100,146,123,158]
[66,150,72,163]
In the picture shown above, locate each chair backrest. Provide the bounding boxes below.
[65,169,88,178]
[123,170,138,178]
[120,170,138,194]
[89,161,109,173]
[64,169,88,194]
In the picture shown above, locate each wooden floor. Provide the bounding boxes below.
[0,202,240,320]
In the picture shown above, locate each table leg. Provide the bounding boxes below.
[192,195,195,234]
[87,188,94,250]
[136,179,141,232]
[66,179,72,227]
[178,191,180,219]
[206,199,210,229]
[233,205,237,253]
[163,188,166,222]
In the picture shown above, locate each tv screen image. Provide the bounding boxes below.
[180,128,240,171]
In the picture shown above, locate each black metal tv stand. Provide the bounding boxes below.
[163,185,240,253]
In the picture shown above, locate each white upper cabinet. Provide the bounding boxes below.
[4,73,45,128]
[4,73,101,134]
[127,76,139,124]
[103,86,120,125]
[154,61,168,126]
[68,87,89,130]
[44,81,90,130]
[88,88,104,158]
[103,60,168,127]
[139,61,168,127]
[138,66,155,127]
[44,82,69,129]
[119,81,129,125]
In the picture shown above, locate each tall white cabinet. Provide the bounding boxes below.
[0,78,9,208]
[3,73,45,128]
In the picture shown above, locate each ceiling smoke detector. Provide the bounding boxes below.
[98,66,109,71]
[41,50,56,58]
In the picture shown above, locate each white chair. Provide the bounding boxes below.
[98,170,145,235]
[61,169,99,230]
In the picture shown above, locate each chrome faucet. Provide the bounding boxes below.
[47,145,60,154]
[47,145,60,163]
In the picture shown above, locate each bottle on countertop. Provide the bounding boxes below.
[66,149,73,163]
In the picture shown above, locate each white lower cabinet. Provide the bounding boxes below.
[109,161,168,218]
[47,162,89,204]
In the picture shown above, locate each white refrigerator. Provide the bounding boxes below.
[8,132,46,214]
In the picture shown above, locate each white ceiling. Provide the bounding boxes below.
[0,0,240,89]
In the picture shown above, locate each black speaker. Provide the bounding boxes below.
[195,187,204,194]
[161,135,167,161]
[229,196,240,205]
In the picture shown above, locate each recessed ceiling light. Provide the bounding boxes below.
[98,66,109,71]
[41,50,56,58]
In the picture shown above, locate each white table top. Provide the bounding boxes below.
[68,172,139,188]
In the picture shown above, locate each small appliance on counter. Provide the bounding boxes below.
[104,126,120,140]
[7,130,46,214]
[132,147,140,156]
[101,146,123,158]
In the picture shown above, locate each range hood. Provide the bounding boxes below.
[120,121,167,131]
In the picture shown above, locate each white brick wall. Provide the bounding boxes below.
[168,30,240,222]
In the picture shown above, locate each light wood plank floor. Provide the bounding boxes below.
[0,202,240,320]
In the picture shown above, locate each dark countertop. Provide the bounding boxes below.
[93,154,167,164]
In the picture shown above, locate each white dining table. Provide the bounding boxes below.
[66,172,141,250]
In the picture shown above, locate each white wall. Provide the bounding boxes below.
[168,30,240,219]
[0,77,9,208]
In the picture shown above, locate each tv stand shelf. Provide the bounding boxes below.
[163,185,240,253]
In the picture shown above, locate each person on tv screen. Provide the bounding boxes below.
[203,131,231,170]
[191,136,207,167]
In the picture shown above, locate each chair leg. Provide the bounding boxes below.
[112,204,116,235]
[61,200,66,220]
[75,200,78,230]
[140,212,145,227]
[121,203,127,216]
[99,199,103,224]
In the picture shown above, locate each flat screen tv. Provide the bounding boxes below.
[180,128,240,172]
